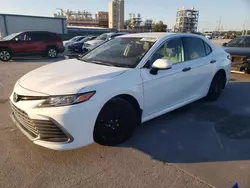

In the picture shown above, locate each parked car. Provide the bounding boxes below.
[82,32,128,52]
[222,35,250,73]
[205,34,212,39]
[63,36,86,50]
[10,33,231,150]
[0,31,64,61]
[68,36,97,53]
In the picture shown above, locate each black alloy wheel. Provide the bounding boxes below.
[206,72,226,101]
[94,98,140,146]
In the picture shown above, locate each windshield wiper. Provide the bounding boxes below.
[89,60,114,67]
[79,58,133,68]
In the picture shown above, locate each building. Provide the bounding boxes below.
[0,13,67,38]
[54,9,108,28]
[108,0,125,29]
[174,7,199,33]
[95,11,109,28]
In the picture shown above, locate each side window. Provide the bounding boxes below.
[183,37,206,60]
[203,41,212,55]
[33,33,53,41]
[15,33,32,41]
[244,37,250,47]
[150,38,184,65]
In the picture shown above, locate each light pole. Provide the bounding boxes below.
[243,16,247,36]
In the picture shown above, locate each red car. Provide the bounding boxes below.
[0,31,64,61]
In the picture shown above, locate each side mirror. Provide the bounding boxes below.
[222,42,227,47]
[108,37,112,41]
[150,59,172,75]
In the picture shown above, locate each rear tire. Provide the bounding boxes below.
[94,98,140,146]
[244,68,250,74]
[206,72,226,101]
[46,47,58,58]
[0,49,11,62]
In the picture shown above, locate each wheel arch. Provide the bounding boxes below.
[45,45,58,52]
[216,69,227,88]
[0,47,12,53]
[98,93,143,120]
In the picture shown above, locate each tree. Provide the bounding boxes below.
[152,21,167,32]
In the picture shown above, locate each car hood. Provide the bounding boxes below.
[85,40,104,46]
[223,47,250,57]
[18,59,127,95]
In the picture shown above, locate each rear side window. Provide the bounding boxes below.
[203,42,212,55]
[32,32,54,41]
[182,37,206,60]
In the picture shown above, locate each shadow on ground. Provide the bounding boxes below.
[121,81,250,163]
[9,51,81,63]
[11,56,66,63]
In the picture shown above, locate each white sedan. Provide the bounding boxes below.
[10,33,231,150]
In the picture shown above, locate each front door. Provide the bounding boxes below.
[10,32,39,55]
[141,37,193,117]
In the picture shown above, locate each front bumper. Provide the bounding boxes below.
[9,91,100,150]
[58,47,65,53]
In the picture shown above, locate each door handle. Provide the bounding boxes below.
[182,67,191,72]
[210,60,216,64]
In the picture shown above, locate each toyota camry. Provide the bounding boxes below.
[10,33,231,150]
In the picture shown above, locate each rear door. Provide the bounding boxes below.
[26,32,45,53]
[181,37,216,97]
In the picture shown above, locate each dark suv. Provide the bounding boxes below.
[0,31,64,61]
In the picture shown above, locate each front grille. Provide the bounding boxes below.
[11,103,70,142]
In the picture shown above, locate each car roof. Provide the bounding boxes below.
[118,32,203,40]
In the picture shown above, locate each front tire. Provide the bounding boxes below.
[244,67,250,74]
[206,72,226,101]
[47,47,58,58]
[94,98,140,146]
[0,49,11,62]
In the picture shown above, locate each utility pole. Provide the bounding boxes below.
[218,16,221,32]
[243,16,247,36]
[246,16,249,35]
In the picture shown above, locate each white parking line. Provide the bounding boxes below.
[231,70,245,74]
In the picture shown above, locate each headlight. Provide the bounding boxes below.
[37,91,95,108]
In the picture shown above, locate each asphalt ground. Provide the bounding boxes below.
[0,40,250,188]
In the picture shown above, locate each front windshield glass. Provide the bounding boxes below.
[69,36,81,42]
[2,33,20,41]
[79,37,92,43]
[80,37,156,68]
[96,33,108,41]
[226,37,245,47]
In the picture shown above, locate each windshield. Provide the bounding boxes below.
[96,33,109,41]
[2,33,20,41]
[226,37,249,47]
[80,37,156,68]
[79,37,93,43]
[69,36,81,42]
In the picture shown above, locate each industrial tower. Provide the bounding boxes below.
[174,7,199,33]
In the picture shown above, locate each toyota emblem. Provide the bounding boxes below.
[13,93,19,103]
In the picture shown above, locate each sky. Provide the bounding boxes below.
[0,0,249,31]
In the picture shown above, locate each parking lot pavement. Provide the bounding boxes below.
[1,68,250,188]
[1,43,250,187]
[0,73,249,188]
